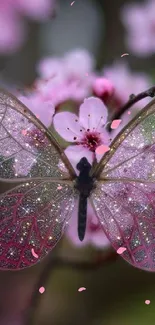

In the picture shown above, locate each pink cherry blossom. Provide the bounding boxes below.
[98,61,151,139]
[54,97,110,171]
[121,0,155,56]
[0,0,56,54]
[35,49,95,107]
[0,1,24,54]
[103,61,151,111]
[18,93,55,127]
[17,0,55,21]
[93,77,114,98]
[67,202,110,248]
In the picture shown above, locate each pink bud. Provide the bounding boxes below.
[93,77,114,98]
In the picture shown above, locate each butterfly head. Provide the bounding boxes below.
[76,157,91,172]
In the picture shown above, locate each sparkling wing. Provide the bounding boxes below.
[0,88,75,181]
[91,181,155,271]
[96,97,155,183]
[90,98,155,271]
[0,179,77,270]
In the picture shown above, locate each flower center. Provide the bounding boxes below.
[80,131,102,152]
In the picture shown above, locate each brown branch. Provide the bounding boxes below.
[108,85,155,131]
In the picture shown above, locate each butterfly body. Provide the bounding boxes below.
[75,157,95,241]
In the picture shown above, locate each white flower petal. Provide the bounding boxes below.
[79,97,108,131]
[53,112,84,142]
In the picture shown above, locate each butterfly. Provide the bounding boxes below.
[1,88,155,272]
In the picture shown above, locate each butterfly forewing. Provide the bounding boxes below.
[0,89,75,181]
[91,98,155,271]
[0,89,78,270]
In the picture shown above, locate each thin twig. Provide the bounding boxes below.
[108,85,155,131]
[24,250,117,325]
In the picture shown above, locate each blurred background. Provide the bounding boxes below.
[0,0,155,324]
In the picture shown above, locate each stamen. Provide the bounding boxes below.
[94,116,104,131]
[87,114,91,130]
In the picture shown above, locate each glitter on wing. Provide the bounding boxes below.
[91,99,155,271]
[0,180,77,270]
[97,101,155,181]
[91,180,155,271]
[0,89,73,180]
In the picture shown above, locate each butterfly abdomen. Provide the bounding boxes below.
[78,194,87,241]
[75,157,95,241]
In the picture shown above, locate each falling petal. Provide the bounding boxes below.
[121,53,129,57]
[71,1,75,5]
[21,129,27,136]
[57,185,62,190]
[111,119,122,129]
[78,287,86,292]
[145,300,150,305]
[95,145,110,155]
[117,247,127,254]
[39,287,45,294]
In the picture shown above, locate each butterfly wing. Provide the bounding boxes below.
[0,89,77,270]
[0,180,76,270]
[90,98,155,271]
[0,88,75,181]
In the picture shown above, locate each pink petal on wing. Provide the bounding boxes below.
[111,119,122,129]
[78,287,86,292]
[117,247,127,255]
[31,248,39,259]
[95,145,110,155]
[21,129,27,136]
[57,185,62,190]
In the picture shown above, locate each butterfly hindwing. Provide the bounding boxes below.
[90,98,155,271]
[0,180,77,270]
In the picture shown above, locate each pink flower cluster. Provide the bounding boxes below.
[17,49,151,250]
[35,49,95,106]
[0,0,55,54]
[121,0,155,56]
